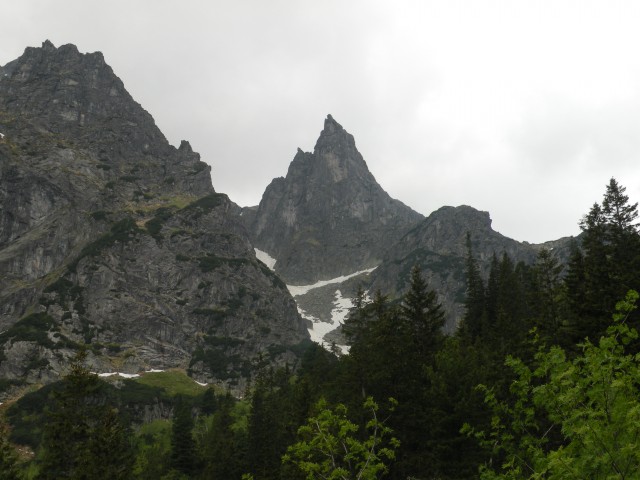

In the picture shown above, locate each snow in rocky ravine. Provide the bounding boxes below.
[254,248,277,270]
[254,248,374,353]
[285,267,376,297]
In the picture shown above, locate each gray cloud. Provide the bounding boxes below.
[3,1,640,243]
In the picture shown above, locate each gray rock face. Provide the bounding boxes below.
[0,41,308,390]
[247,115,424,284]
[369,205,576,332]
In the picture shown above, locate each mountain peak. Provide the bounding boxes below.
[42,39,56,51]
[314,114,357,157]
[0,40,307,388]
[248,116,423,283]
[0,40,166,149]
[323,114,341,133]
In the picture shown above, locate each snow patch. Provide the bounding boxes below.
[0,132,4,139]
[97,372,140,379]
[330,290,352,354]
[287,267,377,297]
[195,380,207,386]
[305,289,354,355]
[254,248,277,271]
[146,369,165,373]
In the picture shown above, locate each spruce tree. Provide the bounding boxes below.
[199,394,245,480]
[169,397,197,477]
[37,350,133,480]
[246,372,284,480]
[569,178,640,339]
[462,233,486,339]
[530,248,565,345]
[400,265,445,358]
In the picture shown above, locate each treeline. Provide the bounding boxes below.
[2,178,640,479]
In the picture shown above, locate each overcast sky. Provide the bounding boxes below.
[3,1,640,243]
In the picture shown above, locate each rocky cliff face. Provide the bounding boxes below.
[0,41,308,391]
[246,115,424,284]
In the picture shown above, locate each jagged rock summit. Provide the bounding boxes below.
[246,115,424,284]
[0,41,308,392]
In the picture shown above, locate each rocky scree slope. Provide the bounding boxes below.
[245,115,424,285]
[0,41,308,392]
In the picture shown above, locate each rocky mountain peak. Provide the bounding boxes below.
[0,42,309,390]
[312,115,363,182]
[0,41,167,151]
[314,114,354,149]
[246,116,424,284]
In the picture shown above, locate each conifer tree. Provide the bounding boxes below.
[568,178,640,339]
[199,393,245,480]
[0,421,21,480]
[530,248,565,345]
[200,387,217,416]
[342,285,370,345]
[37,350,133,480]
[169,397,197,477]
[400,265,445,358]
[564,240,586,317]
[247,373,283,480]
[462,233,487,339]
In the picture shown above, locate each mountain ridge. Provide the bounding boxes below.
[0,40,580,392]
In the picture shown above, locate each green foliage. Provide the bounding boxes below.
[468,290,640,479]
[529,248,566,345]
[283,397,399,480]
[180,193,226,219]
[43,277,83,305]
[462,232,486,339]
[567,178,640,340]
[6,178,640,480]
[68,217,142,272]
[197,393,248,479]
[0,378,26,394]
[0,313,56,348]
[400,265,445,358]
[132,420,172,480]
[145,207,173,238]
[36,351,134,479]
[132,370,207,398]
[169,397,197,476]
[0,421,21,480]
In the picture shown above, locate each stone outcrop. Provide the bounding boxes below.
[369,205,576,332]
[0,41,308,391]
[246,115,424,284]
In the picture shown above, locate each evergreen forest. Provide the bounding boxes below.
[3,178,640,479]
